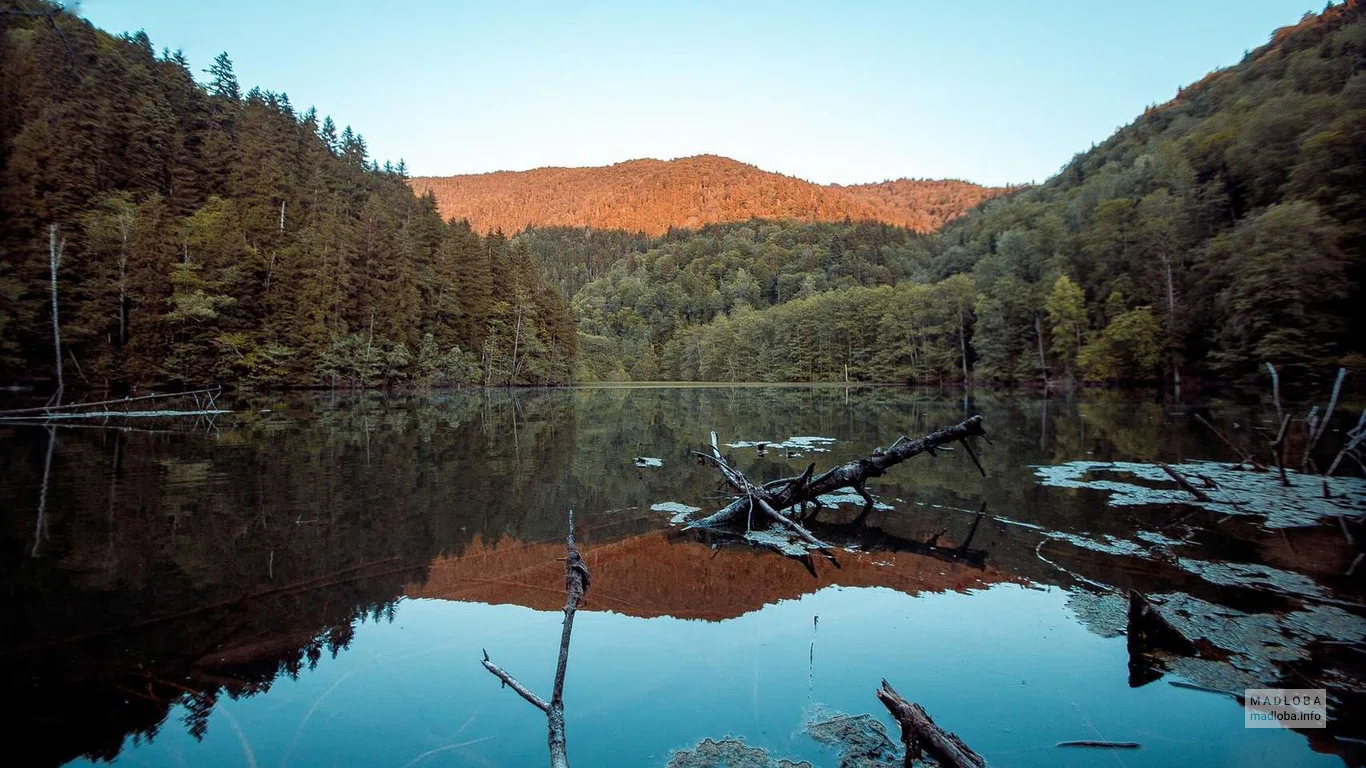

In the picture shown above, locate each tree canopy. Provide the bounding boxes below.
[0,3,574,388]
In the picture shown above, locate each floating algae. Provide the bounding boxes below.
[651,501,702,524]
[668,708,903,768]
[815,493,895,511]
[1142,592,1366,690]
[1174,559,1329,599]
[804,709,901,768]
[744,528,815,557]
[666,738,812,768]
[1033,460,1366,527]
[1065,590,1130,638]
[726,436,838,454]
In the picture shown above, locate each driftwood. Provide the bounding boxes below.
[0,387,223,419]
[689,416,987,542]
[875,680,986,768]
[482,510,588,768]
[1158,463,1211,502]
[1056,740,1141,749]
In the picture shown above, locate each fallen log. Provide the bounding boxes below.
[481,510,588,768]
[1056,740,1141,749]
[0,386,222,418]
[689,415,987,534]
[1158,462,1212,502]
[875,680,986,768]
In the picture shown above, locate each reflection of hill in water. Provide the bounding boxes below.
[1,387,1361,766]
[409,530,1015,620]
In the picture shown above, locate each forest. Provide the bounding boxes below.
[556,1,1366,389]
[1,1,1363,391]
[0,3,575,389]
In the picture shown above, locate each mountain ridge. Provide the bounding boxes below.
[409,154,1012,236]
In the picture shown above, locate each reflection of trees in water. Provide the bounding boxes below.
[0,387,1352,766]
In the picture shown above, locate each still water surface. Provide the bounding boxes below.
[1,386,1361,767]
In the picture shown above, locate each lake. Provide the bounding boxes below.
[2,386,1363,768]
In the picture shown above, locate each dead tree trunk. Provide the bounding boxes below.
[958,307,970,388]
[49,225,65,406]
[482,510,588,768]
[875,680,986,768]
[690,415,987,534]
[1033,313,1048,389]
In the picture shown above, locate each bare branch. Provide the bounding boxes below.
[481,509,587,768]
[480,652,549,713]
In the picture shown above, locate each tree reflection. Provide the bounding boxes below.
[0,387,1357,766]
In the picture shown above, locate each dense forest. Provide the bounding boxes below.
[410,155,1007,236]
[2,1,1362,391]
[929,0,1366,389]
[562,1,1366,388]
[0,2,575,389]
[522,221,940,381]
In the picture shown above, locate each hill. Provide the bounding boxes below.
[573,1,1366,388]
[409,155,1009,236]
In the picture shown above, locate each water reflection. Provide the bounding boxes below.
[0,387,1360,767]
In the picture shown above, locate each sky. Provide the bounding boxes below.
[81,0,1323,187]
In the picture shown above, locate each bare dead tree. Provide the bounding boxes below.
[48,224,65,406]
[481,510,589,768]
[689,416,987,543]
[1302,367,1346,470]
[113,202,135,348]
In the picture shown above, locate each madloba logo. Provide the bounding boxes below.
[1244,688,1327,729]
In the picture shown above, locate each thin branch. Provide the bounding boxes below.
[480,651,549,712]
[1266,362,1282,421]
[481,509,587,768]
[1304,368,1347,469]
[1194,414,1265,470]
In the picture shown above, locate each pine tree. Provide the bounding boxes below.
[206,52,240,101]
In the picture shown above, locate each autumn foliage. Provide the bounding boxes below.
[409,155,1008,236]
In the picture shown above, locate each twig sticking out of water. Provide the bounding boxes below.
[1304,368,1347,470]
[481,510,588,768]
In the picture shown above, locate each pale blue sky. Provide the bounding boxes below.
[81,0,1323,186]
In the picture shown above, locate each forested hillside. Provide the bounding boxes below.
[3,1,1361,392]
[410,155,1007,236]
[0,3,575,388]
[927,0,1365,389]
[542,221,937,380]
[604,1,1366,388]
